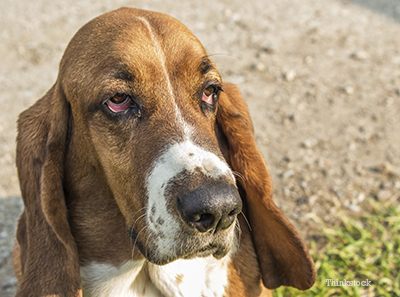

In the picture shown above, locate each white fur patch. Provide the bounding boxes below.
[148,256,230,297]
[145,140,234,258]
[80,260,162,297]
[136,16,175,102]
[80,256,230,297]
[136,16,194,139]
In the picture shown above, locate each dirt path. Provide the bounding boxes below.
[1,0,399,295]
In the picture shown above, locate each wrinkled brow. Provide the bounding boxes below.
[200,56,215,76]
[111,70,135,82]
[110,56,216,84]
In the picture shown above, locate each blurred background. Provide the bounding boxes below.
[1,0,399,296]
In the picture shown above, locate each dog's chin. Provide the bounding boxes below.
[141,242,233,266]
[182,243,230,260]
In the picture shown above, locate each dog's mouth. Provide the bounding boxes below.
[131,225,236,265]
[181,245,217,259]
[181,243,229,260]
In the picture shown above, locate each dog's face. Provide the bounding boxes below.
[15,9,316,294]
[60,9,241,264]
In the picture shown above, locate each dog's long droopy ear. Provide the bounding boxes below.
[15,82,81,296]
[216,82,316,290]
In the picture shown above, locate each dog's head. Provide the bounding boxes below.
[15,8,315,296]
[59,8,241,264]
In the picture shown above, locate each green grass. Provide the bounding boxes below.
[274,198,400,297]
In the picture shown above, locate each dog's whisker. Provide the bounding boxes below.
[205,53,240,59]
[178,239,185,259]
[131,226,148,261]
[173,242,178,260]
[132,213,146,229]
[232,171,247,185]
[234,220,242,251]
[235,219,241,234]
[144,231,154,260]
[130,206,147,217]
[239,211,252,232]
[130,207,147,223]
[144,231,153,257]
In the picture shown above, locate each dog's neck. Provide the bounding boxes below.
[80,256,231,297]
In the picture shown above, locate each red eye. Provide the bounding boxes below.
[202,86,217,105]
[106,94,131,113]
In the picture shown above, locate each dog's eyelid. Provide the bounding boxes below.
[104,93,142,116]
[110,94,129,104]
[104,90,142,105]
[203,80,222,91]
[203,82,222,95]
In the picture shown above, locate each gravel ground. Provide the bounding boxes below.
[1,0,399,295]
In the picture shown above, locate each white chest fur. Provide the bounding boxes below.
[80,256,230,297]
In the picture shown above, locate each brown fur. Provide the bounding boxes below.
[13,7,315,297]
[217,83,316,290]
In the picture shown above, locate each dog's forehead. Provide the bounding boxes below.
[62,8,207,75]
[60,8,219,104]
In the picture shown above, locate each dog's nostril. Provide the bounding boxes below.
[198,213,214,222]
[193,213,216,233]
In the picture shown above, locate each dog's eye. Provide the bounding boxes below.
[202,86,218,105]
[107,94,130,112]
[106,94,136,114]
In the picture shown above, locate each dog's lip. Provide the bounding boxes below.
[182,244,224,259]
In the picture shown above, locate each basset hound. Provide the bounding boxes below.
[13,7,316,297]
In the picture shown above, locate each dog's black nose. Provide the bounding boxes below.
[178,184,242,233]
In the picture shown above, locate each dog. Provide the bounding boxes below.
[12,7,316,297]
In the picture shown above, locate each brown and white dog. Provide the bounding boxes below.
[13,7,316,297]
